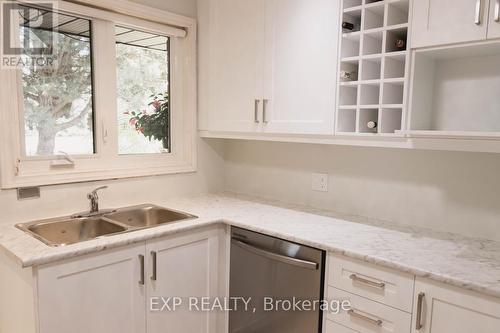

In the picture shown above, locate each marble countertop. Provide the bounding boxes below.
[1,192,500,299]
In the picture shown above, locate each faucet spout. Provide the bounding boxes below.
[87,186,108,214]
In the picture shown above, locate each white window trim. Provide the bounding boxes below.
[0,0,197,189]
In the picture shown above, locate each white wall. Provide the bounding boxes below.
[0,138,225,225]
[223,140,500,241]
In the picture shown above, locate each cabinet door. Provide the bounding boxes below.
[487,0,500,38]
[208,0,265,132]
[36,244,146,333]
[412,278,500,333]
[146,227,225,333]
[262,0,339,134]
[411,0,488,48]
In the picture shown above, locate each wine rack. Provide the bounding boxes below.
[336,0,410,135]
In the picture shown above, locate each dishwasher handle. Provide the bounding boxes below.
[232,239,319,270]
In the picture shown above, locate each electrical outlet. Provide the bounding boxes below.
[311,173,328,192]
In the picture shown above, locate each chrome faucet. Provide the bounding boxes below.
[72,186,115,218]
[87,186,108,214]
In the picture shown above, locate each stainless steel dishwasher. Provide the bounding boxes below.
[229,227,325,333]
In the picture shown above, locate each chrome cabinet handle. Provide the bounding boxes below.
[151,251,157,281]
[416,292,425,330]
[347,308,383,326]
[254,99,260,123]
[232,239,318,270]
[349,273,386,289]
[495,0,500,22]
[138,254,145,285]
[475,0,483,25]
[262,99,269,123]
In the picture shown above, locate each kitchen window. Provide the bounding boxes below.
[18,7,95,157]
[115,26,170,155]
[0,1,196,188]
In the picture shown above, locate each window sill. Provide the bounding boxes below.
[1,157,196,189]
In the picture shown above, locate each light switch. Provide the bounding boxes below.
[311,173,328,192]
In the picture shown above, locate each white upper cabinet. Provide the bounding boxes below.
[206,0,340,135]
[411,0,488,48]
[262,0,339,134]
[208,0,265,132]
[487,0,500,38]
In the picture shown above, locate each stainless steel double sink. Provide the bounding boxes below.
[16,204,197,247]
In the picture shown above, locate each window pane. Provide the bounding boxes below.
[19,6,94,156]
[116,26,170,155]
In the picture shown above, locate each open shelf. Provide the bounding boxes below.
[344,0,363,9]
[410,42,500,133]
[386,0,409,26]
[384,53,406,79]
[341,33,361,58]
[380,108,402,133]
[337,0,408,136]
[361,58,381,80]
[362,30,383,55]
[382,82,404,104]
[337,108,357,132]
[339,85,358,106]
[364,5,384,30]
[360,83,380,105]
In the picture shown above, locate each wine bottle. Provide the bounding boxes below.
[395,39,406,50]
[342,21,355,31]
[340,70,357,81]
[367,121,377,129]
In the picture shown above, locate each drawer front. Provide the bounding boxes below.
[329,254,414,312]
[325,319,357,333]
[327,287,412,333]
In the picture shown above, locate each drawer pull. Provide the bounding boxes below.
[138,254,145,285]
[254,99,260,123]
[416,292,425,330]
[151,251,157,281]
[349,273,386,289]
[495,0,500,22]
[347,308,383,326]
[475,0,483,25]
[263,99,269,123]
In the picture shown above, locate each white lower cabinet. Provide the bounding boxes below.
[37,243,147,333]
[412,278,500,333]
[329,254,414,313]
[326,287,412,333]
[146,228,223,333]
[36,226,228,333]
[326,253,500,333]
[325,253,414,333]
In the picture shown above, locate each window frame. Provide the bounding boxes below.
[0,0,197,188]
